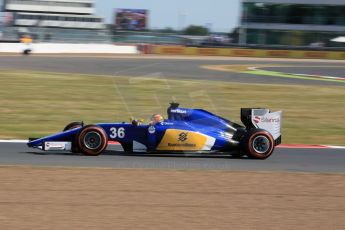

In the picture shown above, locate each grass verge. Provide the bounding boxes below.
[0,69,344,144]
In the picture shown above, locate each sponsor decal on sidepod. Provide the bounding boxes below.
[170,109,187,114]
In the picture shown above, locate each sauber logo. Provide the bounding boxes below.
[178,132,188,142]
[254,116,280,124]
[254,116,261,124]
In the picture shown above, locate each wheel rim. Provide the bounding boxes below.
[252,135,270,154]
[83,131,102,150]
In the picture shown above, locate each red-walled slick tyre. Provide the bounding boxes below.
[244,129,275,160]
[77,125,108,156]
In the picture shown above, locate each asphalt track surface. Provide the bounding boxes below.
[1,55,345,86]
[0,143,344,173]
[262,66,345,78]
[0,55,344,172]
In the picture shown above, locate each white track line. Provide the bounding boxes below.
[0,140,28,143]
[327,146,345,149]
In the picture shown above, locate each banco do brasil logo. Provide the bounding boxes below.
[178,132,188,142]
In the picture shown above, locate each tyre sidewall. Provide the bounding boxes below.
[245,129,275,159]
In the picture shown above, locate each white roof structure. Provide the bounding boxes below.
[3,0,104,29]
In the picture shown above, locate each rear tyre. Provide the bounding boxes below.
[77,125,108,156]
[244,129,275,160]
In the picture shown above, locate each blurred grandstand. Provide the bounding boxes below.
[0,0,110,43]
[0,0,344,49]
[1,27,110,43]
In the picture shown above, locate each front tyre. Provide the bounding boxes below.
[244,129,275,160]
[77,125,108,156]
[63,121,83,132]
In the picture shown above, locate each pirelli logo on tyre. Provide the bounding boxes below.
[157,129,216,151]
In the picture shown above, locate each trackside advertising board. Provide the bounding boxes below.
[151,46,345,60]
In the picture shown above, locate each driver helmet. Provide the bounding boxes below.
[151,114,164,124]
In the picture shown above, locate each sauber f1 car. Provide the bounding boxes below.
[28,103,282,159]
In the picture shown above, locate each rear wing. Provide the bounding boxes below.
[241,108,282,144]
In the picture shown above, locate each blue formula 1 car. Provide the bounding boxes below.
[28,103,282,159]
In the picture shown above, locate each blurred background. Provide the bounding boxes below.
[0,0,345,49]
